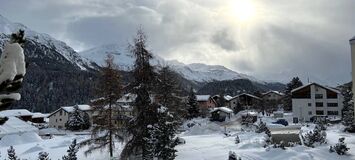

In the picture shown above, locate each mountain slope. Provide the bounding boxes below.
[0,15,99,112]
[79,44,261,83]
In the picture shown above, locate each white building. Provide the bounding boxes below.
[48,105,92,129]
[291,83,343,122]
[350,35,355,123]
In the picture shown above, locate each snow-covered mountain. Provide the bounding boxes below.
[0,14,93,70]
[80,44,262,83]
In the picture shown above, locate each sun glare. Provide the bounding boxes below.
[229,0,257,22]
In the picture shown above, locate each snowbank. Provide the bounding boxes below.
[0,132,42,146]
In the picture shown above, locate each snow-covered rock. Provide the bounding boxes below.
[79,44,262,83]
[0,14,93,70]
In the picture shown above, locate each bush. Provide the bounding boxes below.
[255,120,267,133]
[303,126,327,147]
[235,135,240,144]
[228,151,241,160]
[329,137,349,155]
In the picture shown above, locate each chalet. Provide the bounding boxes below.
[261,91,284,112]
[291,83,344,122]
[210,107,233,122]
[195,95,216,117]
[48,105,92,129]
[31,113,49,124]
[229,93,262,112]
[0,109,33,122]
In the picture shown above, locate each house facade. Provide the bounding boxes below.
[229,93,262,112]
[48,105,92,129]
[350,36,355,123]
[292,83,343,122]
[261,91,284,112]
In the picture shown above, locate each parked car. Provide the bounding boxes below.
[272,119,288,126]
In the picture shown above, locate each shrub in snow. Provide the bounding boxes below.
[329,137,349,155]
[315,121,327,131]
[38,151,50,160]
[0,30,26,111]
[255,120,267,133]
[186,87,200,119]
[273,141,286,150]
[303,126,327,147]
[62,139,78,160]
[228,151,241,160]
[7,146,19,160]
[235,135,240,144]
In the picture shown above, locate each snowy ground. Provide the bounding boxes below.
[1,113,355,160]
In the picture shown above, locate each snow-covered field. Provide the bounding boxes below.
[1,114,355,160]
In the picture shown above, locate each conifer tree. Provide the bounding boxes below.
[65,105,85,131]
[341,83,354,126]
[121,28,159,160]
[187,87,200,119]
[283,77,303,111]
[63,139,78,160]
[153,106,179,160]
[38,151,50,160]
[7,146,18,160]
[156,66,186,120]
[80,54,124,158]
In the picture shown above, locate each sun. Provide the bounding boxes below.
[229,0,257,22]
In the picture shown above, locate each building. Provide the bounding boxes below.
[0,109,33,122]
[48,105,92,129]
[261,91,284,112]
[210,107,233,122]
[229,93,262,112]
[350,36,355,123]
[196,95,217,116]
[31,113,49,123]
[291,83,344,122]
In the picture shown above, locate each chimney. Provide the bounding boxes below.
[350,36,355,123]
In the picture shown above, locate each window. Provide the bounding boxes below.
[59,110,63,116]
[308,103,312,107]
[327,103,338,107]
[56,119,57,122]
[316,102,323,107]
[315,94,323,99]
[327,111,339,115]
[308,111,312,115]
[316,110,324,115]
[59,119,62,121]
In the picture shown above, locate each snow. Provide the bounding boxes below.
[62,105,91,113]
[210,107,233,113]
[291,82,340,94]
[233,93,262,100]
[0,113,355,159]
[0,109,33,117]
[32,113,49,118]
[0,42,25,84]
[79,43,264,83]
[0,117,38,138]
[0,14,92,70]
[196,95,211,101]
[224,95,233,101]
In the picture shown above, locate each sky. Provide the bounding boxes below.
[0,0,354,86]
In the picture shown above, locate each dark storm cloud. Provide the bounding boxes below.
[0,0,354,85]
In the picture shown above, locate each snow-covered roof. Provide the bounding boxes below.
[262,91,284,96]
[231,93,261,100]
[62,104,91,112]
[239,110,258,116]
[350,35,355,42]
[224,95,233,101]
[0,117,38,137]
[0,109,33,117]
[49,104,91,118]
[196,95,211,101]
[210,107,233,113]
[31,113,49,118]
[291,82,340,94]
[117,93,137,103]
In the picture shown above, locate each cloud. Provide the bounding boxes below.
[0,0,354,85]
